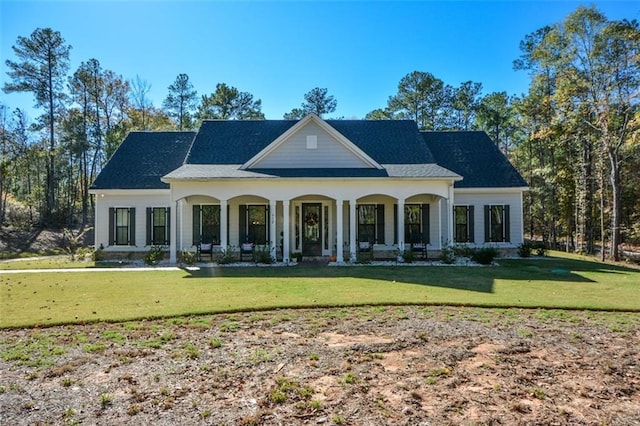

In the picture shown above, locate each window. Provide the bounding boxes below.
[357,204,385,244]
[484,205,510,242]
[109,207,135,246]
[405,204,430,244]
[146,207,170,245]
[193,205,220,245]
[357,205,375,243]
[454,205,474,243]
[240,204,268,244]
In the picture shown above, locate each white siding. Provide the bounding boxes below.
[453,191,524,247]
[253,122,371,168]
[94,191,171,251]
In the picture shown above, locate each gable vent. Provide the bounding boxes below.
[306,135,317,150]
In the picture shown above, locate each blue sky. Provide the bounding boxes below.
[1,1,638,121]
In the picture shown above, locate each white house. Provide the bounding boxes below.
[89,114,528,263]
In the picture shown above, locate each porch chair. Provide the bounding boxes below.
[358,235,374,261]
[240,242,255,262]
[409,233,427,260]
[197,238,214,262]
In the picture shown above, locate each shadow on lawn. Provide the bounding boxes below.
[182,255,618,294]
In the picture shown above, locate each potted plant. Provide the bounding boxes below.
[290,252,303,263]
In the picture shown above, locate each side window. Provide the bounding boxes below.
[147,207,170,245]
[485,205,510,242]
[109,207,135,246]
[454,205,474,243]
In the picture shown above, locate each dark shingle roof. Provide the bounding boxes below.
[327,120,436,164]
[422,131,527,188]
[186,119,435,165]
[90,131,195,189]
[186,120,297,164]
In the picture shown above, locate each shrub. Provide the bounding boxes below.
[92,245,105,261]
[254,245,274,264]
[216,246,236,264]
[440,245,456,264]
[453,244,476,258]
[471,246,499,265]
[178,250,198,265]
[143,246,165,265]
[518,242,533,258]
[400,248,414,264]
[533,241,548,256]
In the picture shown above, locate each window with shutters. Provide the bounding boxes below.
[454,205,474,243]
[405,204,429,244]
[485,205,509,242]
[115,208,131,245]
[394,204,430,245]
[357,204,376,243]
[147,207,169,245]
[193,205,220,245]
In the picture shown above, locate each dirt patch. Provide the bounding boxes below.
[1,306,638,425]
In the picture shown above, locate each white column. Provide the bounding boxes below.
[349,199,357,261]
[220,199,228,248]
[447,185,455,246]
[336,199,344,262]
[269,199,277,259]
[438,198,443,249]
[397,198,405,252]
[169,199,178,264]
[283,200,290,262]
[177,199,183,252]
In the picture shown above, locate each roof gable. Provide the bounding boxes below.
[242,114,382,169]
[422,131,527,188]
[90,131,195,190]
[186,116,437,167]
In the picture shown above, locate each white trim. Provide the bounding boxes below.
[89,188,169,196]
[241,114,384,170]
[454,187,528,194]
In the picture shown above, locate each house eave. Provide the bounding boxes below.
[454,186,529,194]
[89,188,170,196]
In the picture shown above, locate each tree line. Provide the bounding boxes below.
[1,5,638,260]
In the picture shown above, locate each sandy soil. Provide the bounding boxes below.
[1,306,638,425]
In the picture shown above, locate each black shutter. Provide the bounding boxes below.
[129,208,136,246]
[484,205,490,242]
[393,204,398,244]
[108,207,115,245]
[239,204,247,242]
[376,204,385,244]
[421,204,430,244]
[468,206,475,243]
[146,208,152,246]
[226,204,230,246]
[504,205,510,242]
[192,205,200,245]
[165,207,171,245]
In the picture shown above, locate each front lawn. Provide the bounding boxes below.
[1,253,638,328]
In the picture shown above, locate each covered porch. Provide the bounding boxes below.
[167,179,456,264]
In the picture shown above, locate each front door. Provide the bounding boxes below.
[302,203,322,256]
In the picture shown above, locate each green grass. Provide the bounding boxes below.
[0,256,95,270]
[1,252,638,328]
